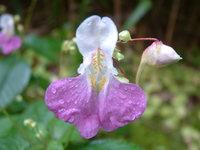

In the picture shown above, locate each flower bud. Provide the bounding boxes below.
[113,48,124,61]
[116,76,129,83]
[118,30,131,43]
[136,41,182,85]
[61,38,77,53]
[142,41,182,67]
[24,118,37,128]
[35,129,43,139]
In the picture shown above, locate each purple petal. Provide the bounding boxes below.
[99,76,146,131]
[0,34,22,55]
[45,74,100,139]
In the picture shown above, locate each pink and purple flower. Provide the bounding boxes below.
[45,15,146,139]
[0,14,22,55]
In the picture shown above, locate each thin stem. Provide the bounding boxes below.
[50,117,56,139]
[24,0,37,33]
[135,60,146,85]
[35,126,47,147]
[113,58,130,81]
[0,107,35,145]
[64,125,76,149]
[59,50,64,78]
[117,37,159,43]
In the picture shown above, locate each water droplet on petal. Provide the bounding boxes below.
[59,99,64,104]
[131,87,135,91]
[124,87,127,91]
[132,115,136,120]
[58,108,65,112]
[128,100,132,104]
[48,103,52,107]
[62,86,66,91]
[51,87,56,93]
[68,116,74,123]
[119,93,127,99]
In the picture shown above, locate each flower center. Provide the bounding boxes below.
[89,48,107,92]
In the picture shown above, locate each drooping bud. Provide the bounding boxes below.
[118,30,132,43]
[136,41,182,85]
[113,48,124,61]
[142,41,182,67]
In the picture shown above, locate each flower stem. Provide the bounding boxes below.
[135,60,146,85]
[0,107,35,145]
[35,125,47,147]
[117,37,159,43]
[50,117,56,139]
[59,50,64,78]
[113,58,130,81]
[64,125,76,149]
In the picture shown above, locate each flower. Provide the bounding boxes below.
[142,41,182,67]
[0,13,22,55]
[45,15,146,139]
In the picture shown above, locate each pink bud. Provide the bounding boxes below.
[142,41,182,67]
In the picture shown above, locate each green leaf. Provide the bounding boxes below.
[47,140,64,150]
[82,139,144,150]
[0,117,12,138]
[0,135,30,150]
[24,35,61,63]
[0,59,31,108]
[21,100,53,125]
[122,0,152,29]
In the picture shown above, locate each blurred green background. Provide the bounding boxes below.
[0,0,200,150]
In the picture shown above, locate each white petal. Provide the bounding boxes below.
[0,14,14,36]
[99,17,118,57]
[76,15,118,58]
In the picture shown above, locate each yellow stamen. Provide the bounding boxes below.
[90,75,96,89]
[99,76,107,91]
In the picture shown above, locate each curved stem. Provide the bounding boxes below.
[0,107,35,145]
[136,60,146,85]
[113,58,130,81]
[64,125,76,149]
[117,37,159,43]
